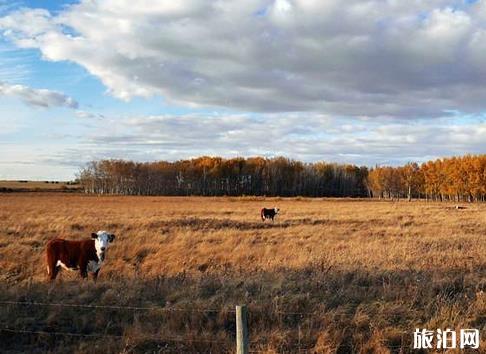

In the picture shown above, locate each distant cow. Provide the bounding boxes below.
[46,231,115,281]
[261,207,279,221]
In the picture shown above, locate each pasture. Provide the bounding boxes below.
[0,180,80,192]
[0,193,485,353]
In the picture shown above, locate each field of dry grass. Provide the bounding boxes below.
[0,180,80,192]
[0,193,485,353]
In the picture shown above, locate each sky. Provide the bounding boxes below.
[0,0,485,180]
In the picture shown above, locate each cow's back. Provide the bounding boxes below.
[263,208,275,216]
[46,239,90,267]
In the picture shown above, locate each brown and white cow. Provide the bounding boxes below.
[261,207,279,221]
[46,231,115,281]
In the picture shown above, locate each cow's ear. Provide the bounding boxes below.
[91,233,98,239]
[109,234,115,242]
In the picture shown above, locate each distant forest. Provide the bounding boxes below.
[78,155,486,201]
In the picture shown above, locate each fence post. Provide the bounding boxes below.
[236,305,249,354]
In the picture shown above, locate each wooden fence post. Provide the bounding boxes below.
[236,305,249,354]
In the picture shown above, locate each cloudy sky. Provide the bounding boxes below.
[1,0,485,180]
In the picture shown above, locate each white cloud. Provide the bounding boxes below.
[68,113,486,166]
[1,1,486,117]
[0,143,77,180]
[75,110,105,119]
[0,81,78,108]
[3,109,485,179]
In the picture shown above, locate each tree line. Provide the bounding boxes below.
[77,154,486,201]
[368,155,486,202]
[77,157,369,197]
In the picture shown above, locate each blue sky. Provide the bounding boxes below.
[1,0,485,180]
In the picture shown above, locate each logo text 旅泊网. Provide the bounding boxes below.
[413,328,480,349]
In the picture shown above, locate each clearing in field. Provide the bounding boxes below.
[0,193,485,353]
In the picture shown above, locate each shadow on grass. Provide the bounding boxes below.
[147,217,397,232]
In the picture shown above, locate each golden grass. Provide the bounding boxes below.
[0,193,485,353]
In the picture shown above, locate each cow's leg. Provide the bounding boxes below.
[47,263,59,281]
[46,254,59,281]
[79,261,88,279]
[91,270,100,282]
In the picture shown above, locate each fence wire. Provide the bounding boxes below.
[0,327,228,344]
[0,300,234,314]
[0,300,336,316]
[1,327,407,351]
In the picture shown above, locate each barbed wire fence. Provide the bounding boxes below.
[0,259,418,353]
[0,260,417,352]
[0,299,410,353]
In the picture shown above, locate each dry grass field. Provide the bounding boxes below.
[0,180,80,192]
[0,193,485,353]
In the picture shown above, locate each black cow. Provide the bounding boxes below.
[261,207,279,221]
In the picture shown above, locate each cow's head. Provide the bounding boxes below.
[91,230,115,262]
[274,207,279,214]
